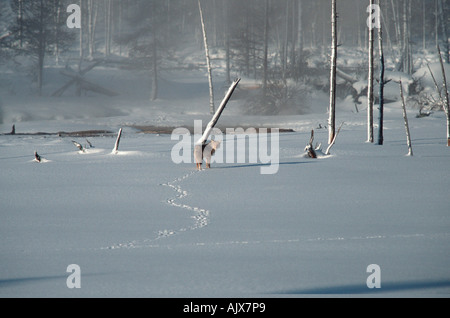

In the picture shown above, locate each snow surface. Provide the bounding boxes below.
[1,58,450,298]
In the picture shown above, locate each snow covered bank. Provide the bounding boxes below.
[1,102,449,297]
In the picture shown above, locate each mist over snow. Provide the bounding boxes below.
[0,0,449,298]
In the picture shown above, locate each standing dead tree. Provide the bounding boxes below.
[427,46,450,146]
[377,0,385,145]
[437,46,450,146]
[198,0,215,115]
[328,0,337,145]
[367,0,375,143]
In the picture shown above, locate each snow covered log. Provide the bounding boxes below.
[336,68,357,84]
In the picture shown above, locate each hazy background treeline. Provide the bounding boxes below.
[0,1,449,114]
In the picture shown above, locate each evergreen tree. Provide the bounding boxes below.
[8,0,75,95]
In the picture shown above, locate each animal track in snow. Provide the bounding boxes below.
[162,170,210,231]
[104,170,209,250]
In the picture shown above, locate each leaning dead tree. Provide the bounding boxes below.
[399,80,413,156]
[112,128,123,154]
[196,78,241,146]
[194,78,240,170]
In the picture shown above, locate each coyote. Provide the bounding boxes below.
[194,140,221,170]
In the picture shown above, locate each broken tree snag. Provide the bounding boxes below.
[305,129,317,158]
[72,140,85,152]
[112,128,122,153]
[399,80,413,156]
[11,125,15,135]
[86,138,93,148]
[196,78,241,146]
[34,151,41,162]
[325,121,344,155]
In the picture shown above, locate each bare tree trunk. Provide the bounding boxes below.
[297,0,303,69]
[436,0,439,48]
[423,0,426,51]
[105,0,112,57]
[326,121,343,155]
[357,0,362,48]
[390,0,401,66]
[37,0,45,96]
[437,45,450,146]
[54,1,61,65]
[150,1,158,101]
[390,0,400,45]
[225,1,231,84]
[328,0,337,145]
[290,0,297,76]
[378,0,385,145]
[87,0,98,60]
[113,128,122,153]
[263,0,270,103]
[196,78,240,146]
[151,41,158,101]
[18,0,23,48]
[198,0,215,115]
[438,0,450,63]
[79,0,84,60]
[399,80,413,156]
[367,0,374,143]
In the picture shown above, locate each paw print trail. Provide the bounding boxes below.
[104,170,209,250]
[162,170,210,231]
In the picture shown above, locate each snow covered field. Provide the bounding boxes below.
[1,63,449,298]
